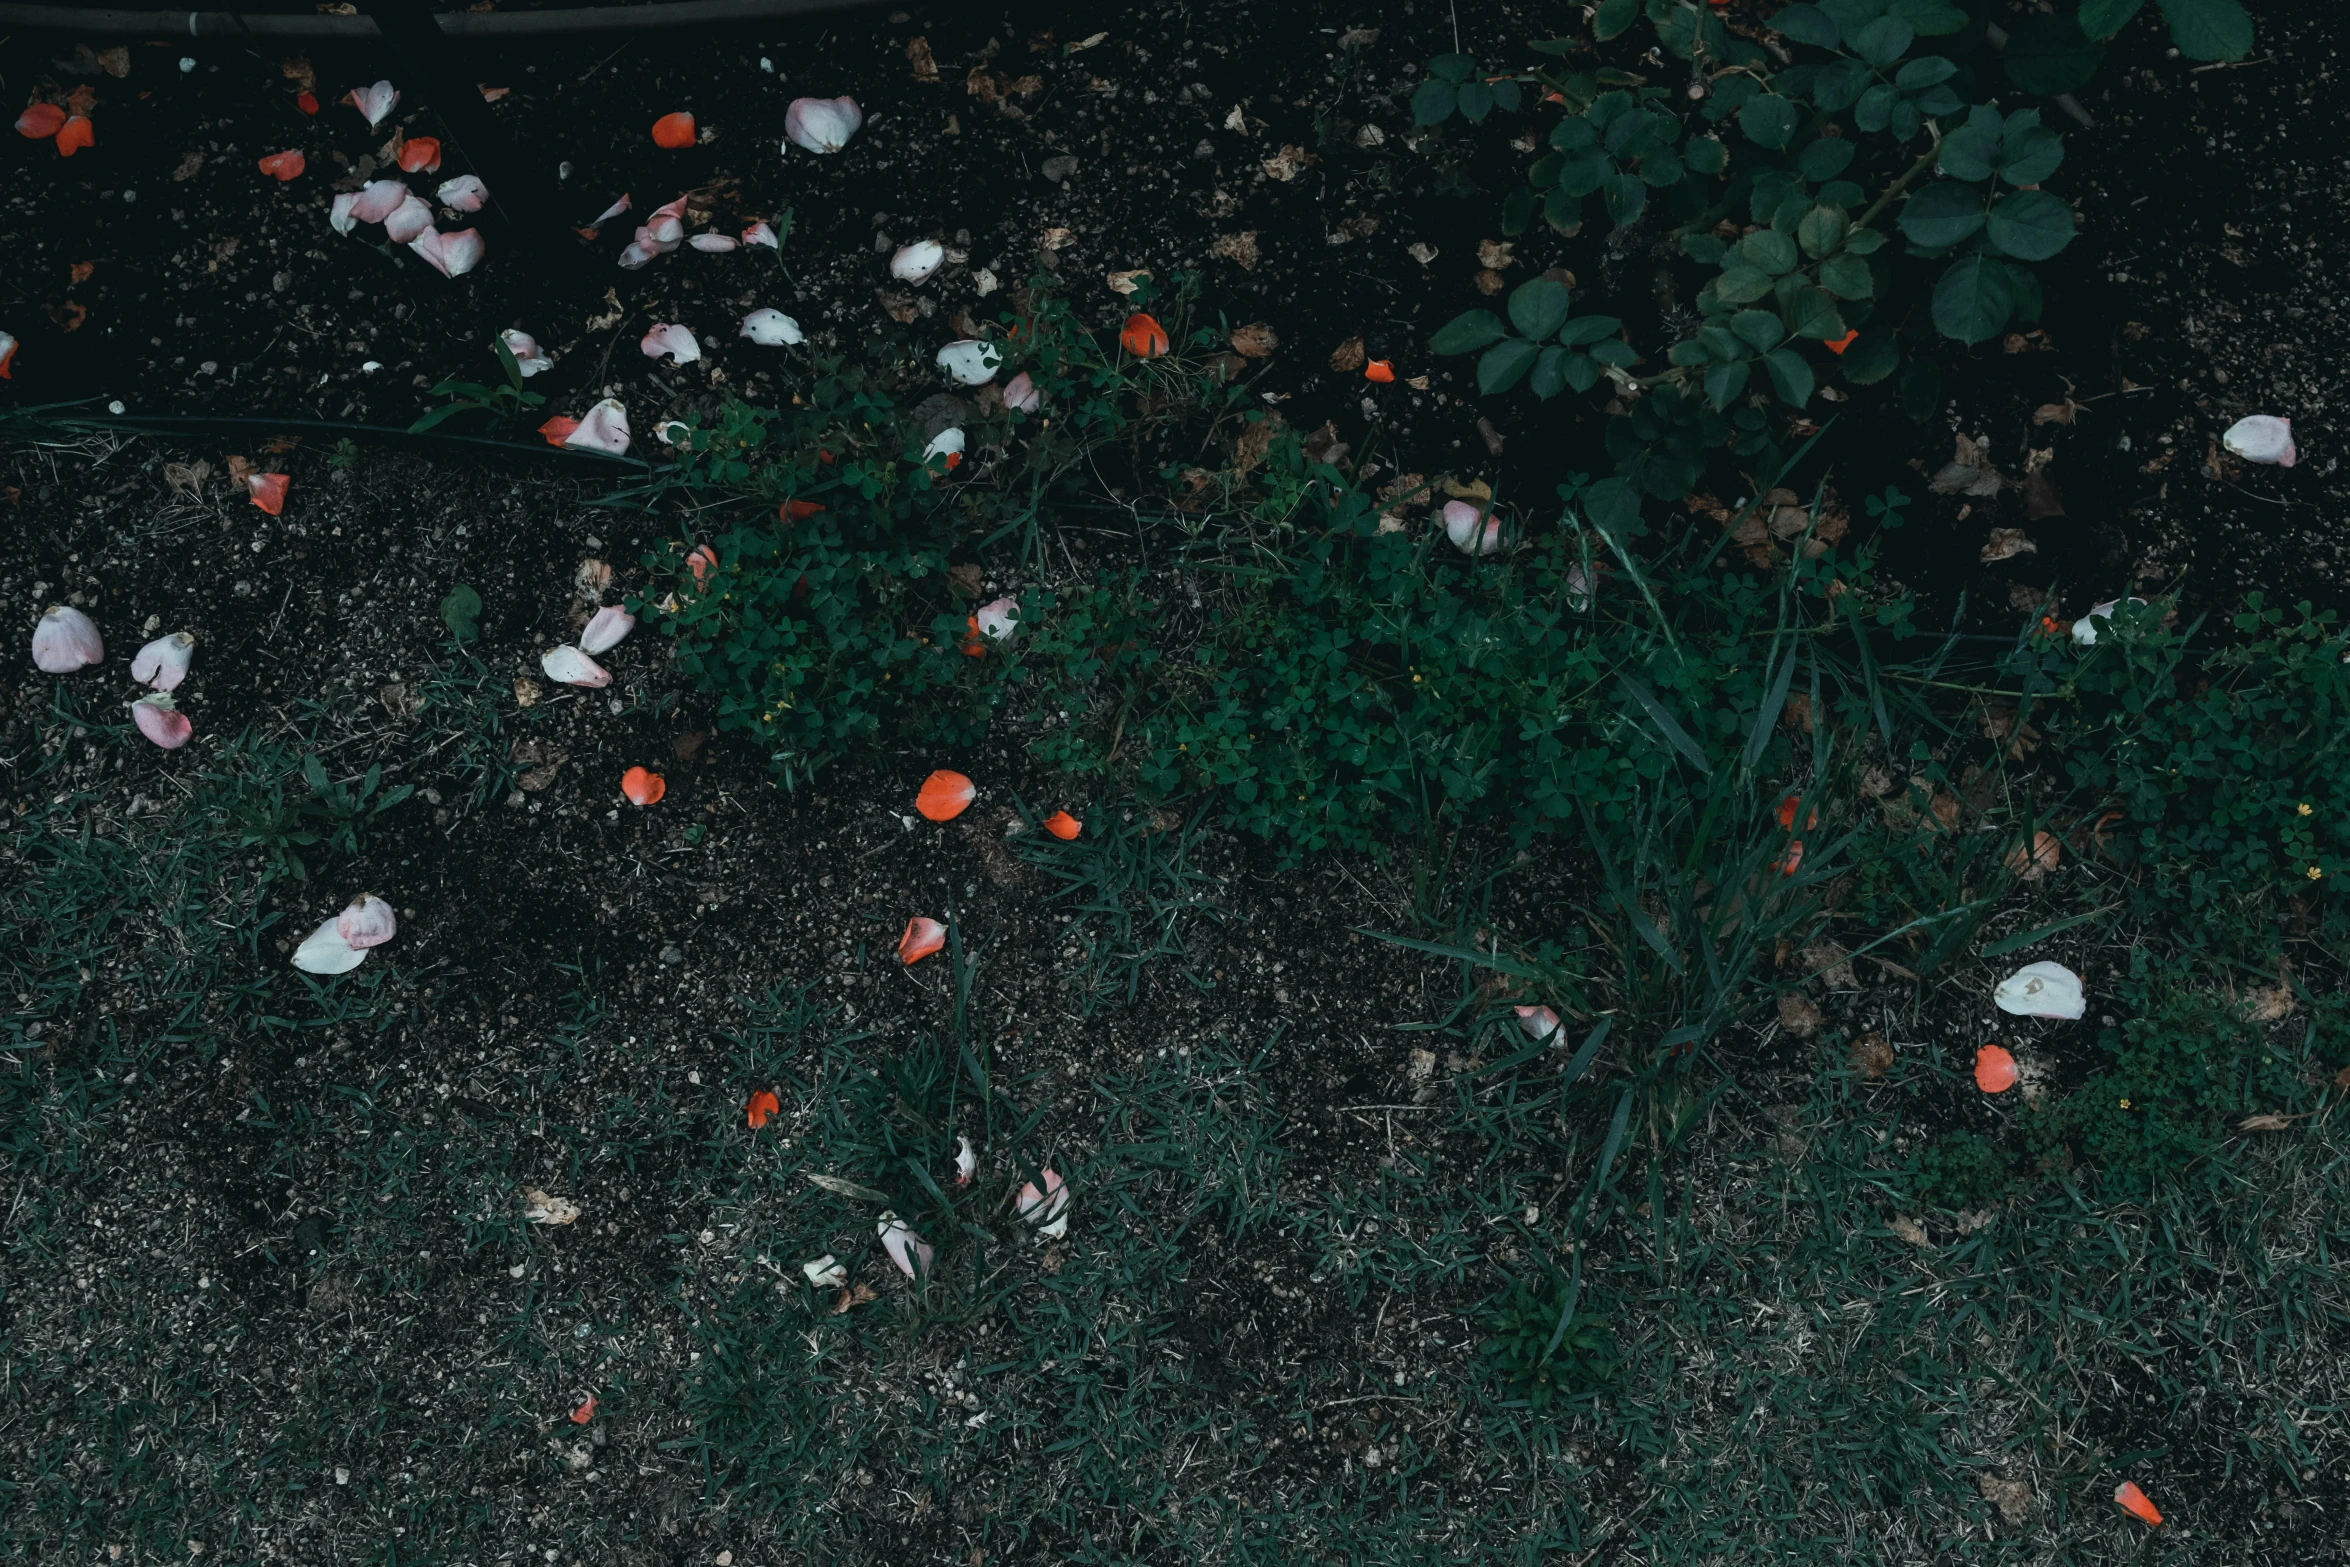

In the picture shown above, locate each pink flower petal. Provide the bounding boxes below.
[343,80,399,128]
[131,694,192,749]
[293,918,367,974]
[328,191,362,235]
[540,646,610,687]
[640,323,700,365]
[688,233,737,253]
[384,193,435,244]
[31,605,103,673]
[131,631,194,691]
[336,893,398,948]
[973,596,1019,641]
[740,221,778,249]
[783,96,863,155]
[1017,1169,1070,1240]
[436,174,488,212]
[409,227,485,278]
[500,329,550,376]
[350,178,408,224]
[565,398,631,454]
[877,1213,933,1279]
[579,605,635,655]
[1003,371,1041,413]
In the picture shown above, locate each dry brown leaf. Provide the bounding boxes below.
[1930,434,2004,497]
[1327,337,1366,374]
[522,1189,580,1225]
[1229,322,1279,359]
[1477,238,1515,270]
[1801,942,1857,989]
[673,730,709,763]
[1039,227,1075,251]
[1406,242,1438,265]
[2006,831,2061,881]
[1980,528,2036,564]
[1776,993,1823,1039]
[2033,398,2084,426]
[946,562,985,599]
[1887,1215,1930,1248]
[69,260,94,285]
[2022,468,2065,521]
[162,459,211,498]
[879,291,919,324]
[573,557,612,602]
[1848,1033,1894,1078]
[512,677,542,708]
[1209,231,1259,269]
[1475,269,1506,296]
[906,36,939,82]
[1980,1474,2032,1523]
[1106,268,1151,296]
[2238,1113,2305,1133]
[1261,144,1314,182]
[830,1282,880,1315]
[518,764,563,793]
[1300,421,1349,468]
[2241,985,2296,1023]
[95,45,130,78]
[280,55,318,92]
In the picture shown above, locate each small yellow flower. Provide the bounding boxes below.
[2119,1098,2132,1110]
[2310,865,2326,881]
[2299,802,2314,816]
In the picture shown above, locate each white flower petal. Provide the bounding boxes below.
[1002,371,1041,413]
[32,605,104,673]
[131,631,195,691]
[922,426,966,463]
[891,239,945,283]
[346,80,399,128]
[2221,414,2295,468]
[954,1136,977,1187]
[689,233,738,253]
[500,329,550,376]
[740,308,803,346]
[1993,960,2086,1020]
[640,322,700,364]
[436,173,488,212]
[350,178,408,224]
[580,605,636,655]
[293,918,368,974]
[540,645,611,687]
[384,192,435,244]
[588,193,631,229]
[783,95,863,155]
[1017,1170,1070,1241]
[565,398,631,454]
[973,596,1019,641]
[410,227,485,278]
[336,894,398,949]
[802,1253,847,1288]
[935,339,1002,386]
[876,1211,933,1279]
[328,190,361,235]
[740,221,778,249]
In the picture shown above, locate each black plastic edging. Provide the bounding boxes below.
[44,410,659,472]
[0,0,884,37]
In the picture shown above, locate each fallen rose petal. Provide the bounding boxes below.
[55,116,93,157]
[541,645,610,687]
[898,916,946,965]
[688,233,737,252]
[343,81,399,127]
[336,894,398,948]
[650,110,696,149]
[640,322,700,364]
[783,95,863,155]
[566,398,631,454]
[131,631,195,691]
[570,1397,596,1425]
[258,149,305,181]
[31,605,104,673]
[617,240,657,269]
[293,917,366,974]
[297,89,319,115]
[15,104,66,139]
[410,226,485,278]
[876,1211,933,1278]
[916,769,975,821]
[802,1253,846,1287]
[0,330,17,378]
[328,191,361,234]
[580,605,635,654]
[1033,810,1078,841]
[248,472,290,514]
[936,339,1002,386]
[538,414,581,447]
[892,239,945,283]
[1003,371,1041,413]
[2221,414,2295,468]
[131,694,192,750]
[1973,1045,2018,1094]
[741,220,779,249]
[396,136,441,174]
[1120,312,1170,358]
[740,308,803,346]
[500,328,550,375]
[384,193,435,244]
[1514,1005,1561,1043]
[1993,960,2085,1020]
[2113,1482,2162,1527]
[922,427,965,467]
[620,765,665,805]
[955,1136,977,1187]
[588,194,631,228]
[1364,358,1396,383]
[746,1087,780,1128]
[1017,1169,1070,1240]
[685,545,717,585]
[1443,499,1502,555]
[437,173,487,212]
[350,179,408,224]
[972,596,1019,642]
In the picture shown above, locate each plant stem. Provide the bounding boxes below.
[1853,143,1940,233]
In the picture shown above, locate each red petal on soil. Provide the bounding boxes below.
[296,90,320,115]
[898,916,947,966]
[960,615,987,658]
[1825,330,1859,356]
[1775,793,1817,831]
[1364,359,1395,383]
[55,117,94,157]
[570,1397,596,1424]
[258,150,305,181]
[397,136,441,174]
[620,766,666,806]
[915,770,974,822]
[781,499,824,521]
[246,472,289,514]
[651,111,696,149]
[1973,1045,2018,1094]
[685,544,718,585]
[14,104,66,139]
[1042,811,1081,841]
[0,334,15,378]
[2113,1482,2162,1527]
[538,415,581,447]
[745,1089,780,1129]
[1119,313,1169,358]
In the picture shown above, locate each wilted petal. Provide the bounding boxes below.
[898,916,946,965]
[916,769,974,821]
[566,398,631,454]
[1017,1169,1070,1240]
[384,192,435,244]
[687,234,735,254]
[783,95,863,155]
[580,605,635,654]
[131,631,194,691]
[336,893,398,949]
[617,241,657,269]
[500,329,550,375]
[936,339,1001,386]
[1444,500,1501,555]
[2222,414,2295,468]
[740,308,803,346]
[350,178,408,224]
[32,605,103,673]
[954,1136,977,1187]
[1514,1005,1561,1043]
[1042,810,1081,840]
[642,218,682,252]
[891,240,945,283]
[922,427,965,465]
[588,193,631,228]
[258,149,305,181]
[247,473,290,514]
[740,221,778,249]
[396,136,441,174]
[1003,371,1041,413]
[293,917,367,974]
[410,227,485,278]
[650,110,696,149]
[1973,1045,2018,1094]
[641,322,700,364]
[329,191,361,234]
[131,694,193,749]
[1992,960,2085,1020]
[802,1253,847,1288]
[344,80,399,128]
[876,1211,933,1279]
[541,645,611,687]
[972,596,1018,641]
[437,173,488,212]
[2113,1481,2163,1528]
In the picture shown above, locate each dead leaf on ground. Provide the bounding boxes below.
[1929,434,2004,497]
[1229,322,1279,359]
[1477,238,1515,270]
[171,149,204,181]
[518,764,563,792]
[1405,1048,1436,1083]
[2241,984,2296,1023]
[2022,468,2065,520]
[1106,268,1151,296]
[1440,477,1492,500]
[1406,242,1439,265]
[93,45,130,77]
[573,557,612,602]
[2033,398,2085,426]
[879,291,919,324]
[1300,421,1349,468]
[1222,104,1252,135]
[1776,993,1823,1039]
[280,54,317,92]
[1327,337,1366,373]
[1849,1033,1895,1078]
[523,1189,580,1225]
[512,677,542,708]
[1475,269,1506,295]
[69,260,94,285]
[1801,941,1857,989]
[2006,831,2062,881]
[1888,1215,1931,1248]
[906,36,939,82]
[1981,528,2036,564]
[1039,227,1075,251]
[1980,1474,2033,1523]
[830,1282,880,1315]
[379,682,419,719]
[1068,30,1110,50]
[1209,231,1259,269]
[946,562,985,599]
[223,454,255,486]
[162,459,212,498]
[1262,144,1314,182]
[2238,1113,2307,1133]
[804,1171,891,1202]
[673,730,710,762]
[1231,413,1282,478]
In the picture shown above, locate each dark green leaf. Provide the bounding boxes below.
[1889,98,1922,141]
[1478,338,1542,395]
[1619,677,1714,775]
[1894,55,1957,89]
[1593,0,1641,41]
[1563,353,1604,392]
[1501,184,1540,236]
[1932,255,2015,344]
[1818,252,1875,299]
[1544,185,1585,234]
[1684,135,1729,175]
[1638,146,1685,188]
[1897,181,1987,248]
[1509,279,1574,341]
[1714,264,1776,305]
[1769,4,1842,46]
[1431,53,1477,83]
[440,584,483,643]
[1999,125,2065,186]
[1411,79,1458,125]
[1840,329,1900,384]
[1764,349,1815,408]
[1811,58,1873,111]
[1797,204,1848,259]
[1984,189,2075,261]
[2004,13,2104,96]
[1739,228,1800,276]
[1681,232,1729,264]
[1853,83,1898,132]
[1550,116,1598,150]
[1457,79,1496,123]
[1530,346,1570,400]
[1730,310,1785,352]
[1558,315,1623,346]
[1588,338,1639,368]
[1492,78,1525,113]
[1557,146,1615,197]
[1937,122,1999,181]
[1848,16,1914,64]
[1796,137,1856,182]
[2078,0,2145,37]
[1704,358,1752,411]
[1603,172,1647,227]
[1789,287,1846,341]
[1429,310,1510,356]
[2158,0,2252,60]
[1889,0,1969,32]
[1739,94,1799,150]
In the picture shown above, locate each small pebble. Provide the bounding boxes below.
[179,57,196,73]
[659,945,684,965]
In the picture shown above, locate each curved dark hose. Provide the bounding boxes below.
[31,408,658,471]
[0,0,881,37]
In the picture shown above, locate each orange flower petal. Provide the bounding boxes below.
[781,498,825,521]
[258,150,305,181]
[686,544,718,585]
[651,111,697,149]
[916,769,975,821]
[539,414,581,447]
[621,766,666,806]
[1119,312,1169,358]
[1973,1045,2018,1094]
[745,1088,780,1129]
[1364,359,1396,383]
[1042,810,1081,841]
[2113,1481,2162,1527]
[1825,329,1859,356]
[14,104,66,139]
[296,90,320,116]
[247,473,289,515]
[1775,793,1818,831]
[898,916,946,965]
[1774,840,1804,876]
[570,1396,596,1424]
[55,116,94,157]
[396,135,441,174]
